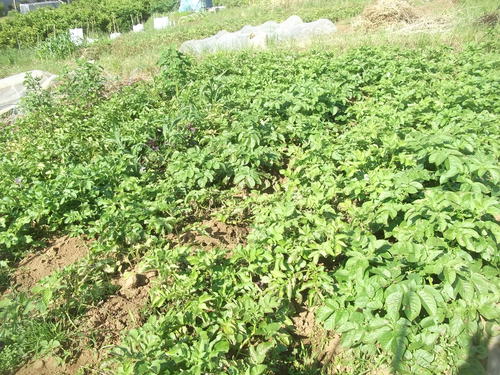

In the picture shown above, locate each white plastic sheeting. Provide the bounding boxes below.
[20,1,60,14]
[154,17,171,30]
[69,28,84,46]
[133,24,145,32]
[179,16,337,55]
[0,71,57,116]
[110,32,122,40]
[208,6,225,13]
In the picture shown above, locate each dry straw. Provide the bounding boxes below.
[358,0,418,28]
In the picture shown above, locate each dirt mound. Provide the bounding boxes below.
[15,351,98,375]
[15,357,61,375]
[12,236,89,291]
[168,219,249,251]
[82,269,156,347]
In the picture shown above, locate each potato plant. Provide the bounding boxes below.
[0,42,498,374]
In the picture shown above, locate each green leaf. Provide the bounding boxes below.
[457,278,475,301]
[478,303,499,320]
[386,290,403,321]
[418,287,437,316]
[429,151,448,166]
[379,330,394,351]
[403,291,421,321]
[449,315,464,336]
[249,365,267,375]
[365,325,392,343]
[443,267,456,284]
[249,341,273,364]
[414,349,434,367]
[213,340,229,354]
[317,300,336,322]
[341,329,363,348]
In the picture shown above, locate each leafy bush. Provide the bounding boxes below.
[149,0,180,13]
[0,0,151,48]
[20,73,54,113]
[35,32,78,59]
[57,60,105,106]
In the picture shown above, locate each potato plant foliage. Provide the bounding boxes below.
[0,43,499,374]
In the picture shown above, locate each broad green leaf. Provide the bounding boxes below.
[403,291,421,321]
[317,300,337,322]
[342,329,364,348]
[213,340,230,354]
[386,290,403,321]
[418,287,437,316]
[449,315,464,336]
[443,267,456,284]
[414,349,434,367]
[478,303,499,320]
[249,341,273,364]
[428,151,448,166]
[457,278,475,301]
[379,330,395,351]
[365,325,392,343]
[248,364,268,375]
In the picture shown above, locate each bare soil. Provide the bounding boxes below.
[15,351,99,375]
[293,308,392,375]
[14,266,155,375]
[13,220,246,374]
[15,357,63,375]
[168,219,249,251]
[81,268,156,348]
[12,236,89,291]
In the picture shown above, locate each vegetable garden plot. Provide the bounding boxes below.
[0,43,499,374]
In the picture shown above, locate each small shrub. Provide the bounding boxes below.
[36,32,78,59]
[157,47,193,97]
[20,73,54,114]
[57,60,105,106]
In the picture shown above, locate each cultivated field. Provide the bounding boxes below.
[0,0,499,374]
